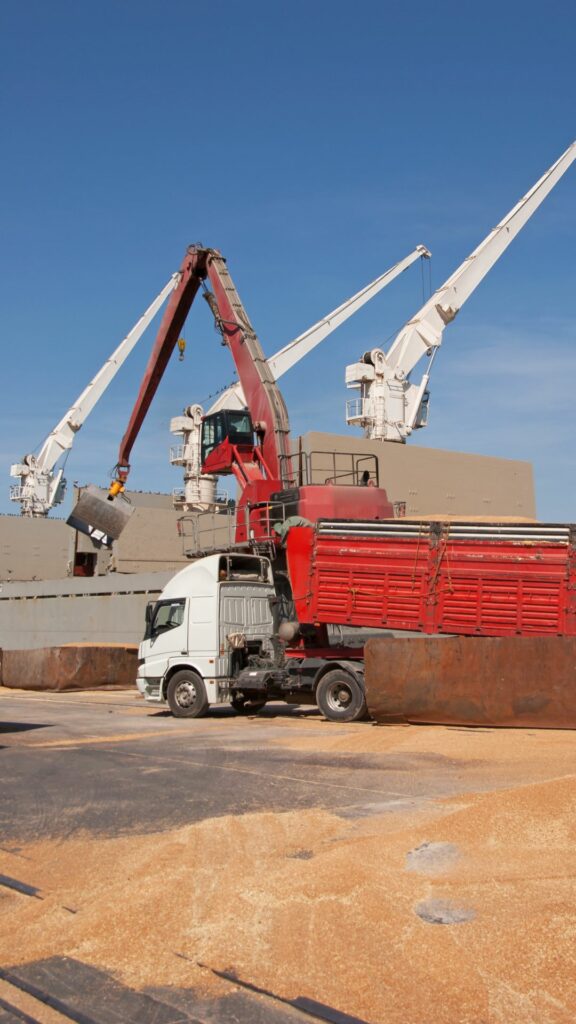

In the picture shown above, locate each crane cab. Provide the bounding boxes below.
[201,409,255,472]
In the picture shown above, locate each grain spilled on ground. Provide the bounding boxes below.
[3,771,576,1024]
[272,719,576,772]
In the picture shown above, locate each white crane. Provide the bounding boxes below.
[346,141,576,441]
[168,245,431,509]
[10,275,181,516]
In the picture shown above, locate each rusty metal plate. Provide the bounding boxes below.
[0,645,138,691]
[364,636,576,729]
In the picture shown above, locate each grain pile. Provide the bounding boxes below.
[2,721,576,1024]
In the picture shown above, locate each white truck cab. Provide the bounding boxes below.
[137,552,276,717]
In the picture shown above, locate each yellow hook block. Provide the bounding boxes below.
[177,338,186,362]
[108,480,124,499]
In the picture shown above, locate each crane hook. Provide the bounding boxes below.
[177,338,186,362]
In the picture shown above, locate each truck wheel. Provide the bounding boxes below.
[166,670,208,719]
[315,670,368,723]
[230,695,267,714]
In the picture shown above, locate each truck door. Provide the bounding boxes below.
[143,597,188,679]
[187,596,218,664]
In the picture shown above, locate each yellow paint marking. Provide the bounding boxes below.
[8,730,194,749]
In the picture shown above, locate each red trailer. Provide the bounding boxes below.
[286,519,576,637]
[272,518,576,727]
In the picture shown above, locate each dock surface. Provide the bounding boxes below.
[1,689,575,1023]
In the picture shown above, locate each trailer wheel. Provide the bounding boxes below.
[316,670,368,723]
[166,670,208,718]
[230,694,267,714]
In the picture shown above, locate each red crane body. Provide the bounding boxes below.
[111,245,394,543]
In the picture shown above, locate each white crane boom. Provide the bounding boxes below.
[346,141,576,441]
[10,274,180,516]
[270,245,431,378]
[204,245,431,415]
[170,246,431,509]
[387,141,576,375]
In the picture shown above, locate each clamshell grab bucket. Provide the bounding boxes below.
[67,484,134,546]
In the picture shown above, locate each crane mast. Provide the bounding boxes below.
[346,140,576,441]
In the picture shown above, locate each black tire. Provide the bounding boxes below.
[166,670,209,719]
[315,669,368,723]
[230,694,267,714]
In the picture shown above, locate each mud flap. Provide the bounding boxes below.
[364,635,576,729]
[67,484,134,547]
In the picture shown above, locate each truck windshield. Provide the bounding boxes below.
[149,599,185,639]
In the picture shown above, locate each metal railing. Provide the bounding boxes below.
[345,397,366,422]
[178,508,238,556]
[169,444,197,465]
[178,496,303,558]
[279,449,379,488]
[172,486,231,509]
[177,446,382,556]
[169,444,184,464]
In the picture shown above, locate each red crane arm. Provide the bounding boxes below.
[84,244,393,546]
[113,245,292,488]
[204,250,292,484]
[115,247,206,477]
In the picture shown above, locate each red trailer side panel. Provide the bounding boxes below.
[286,521,576,638]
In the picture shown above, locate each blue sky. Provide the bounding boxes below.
[1,1,575,519]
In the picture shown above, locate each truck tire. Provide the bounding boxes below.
[166,670,209,719]
[230,694,267,714]
[315,669,368,723]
